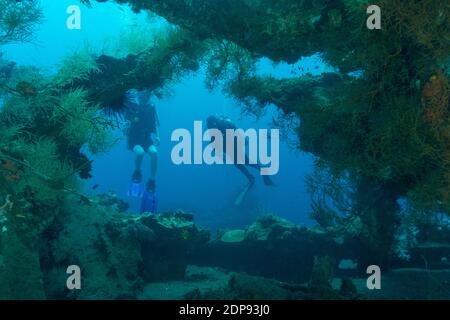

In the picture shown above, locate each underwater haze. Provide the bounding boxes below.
[5,0,316,230]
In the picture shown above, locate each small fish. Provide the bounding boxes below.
[92,184,99,190]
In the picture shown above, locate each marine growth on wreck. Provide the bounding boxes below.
[0,0,449,300]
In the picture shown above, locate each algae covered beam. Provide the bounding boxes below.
[90,0,344,63]
[228,72,346,115]
[70,29,206,109]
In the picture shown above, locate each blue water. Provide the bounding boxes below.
[4,0,322,230]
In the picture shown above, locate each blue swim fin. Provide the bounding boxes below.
[140,190,158,214]
[127,180,145,198]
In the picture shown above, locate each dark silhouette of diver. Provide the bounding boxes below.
[206,115,275,188]
[124,90,160,213]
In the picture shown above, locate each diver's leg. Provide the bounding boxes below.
[244,155,275,186]
[132,145,145,181]
[247,162,261,170]
[241,152,259,170]
[230,142,273,186]
[235,164,255,186]
[261,174,275,186]
[147,145,158,191]
[228,143,256,186]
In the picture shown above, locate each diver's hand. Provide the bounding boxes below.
[153,135,161,146]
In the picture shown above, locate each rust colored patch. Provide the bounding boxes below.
[16,81,37,97]
[1,159,21,182]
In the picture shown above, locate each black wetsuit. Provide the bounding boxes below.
[213,117,263,184]
[125,101,159,151]
[210,117,274,186]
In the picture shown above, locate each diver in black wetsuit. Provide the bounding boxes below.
[124,90,160,193]
[206,115,275,187]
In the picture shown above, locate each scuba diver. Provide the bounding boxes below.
[206,115,275,205]
[124,90,160,214]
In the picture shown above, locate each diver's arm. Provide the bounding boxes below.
[153,106,161,146]
[154,126,160,146]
